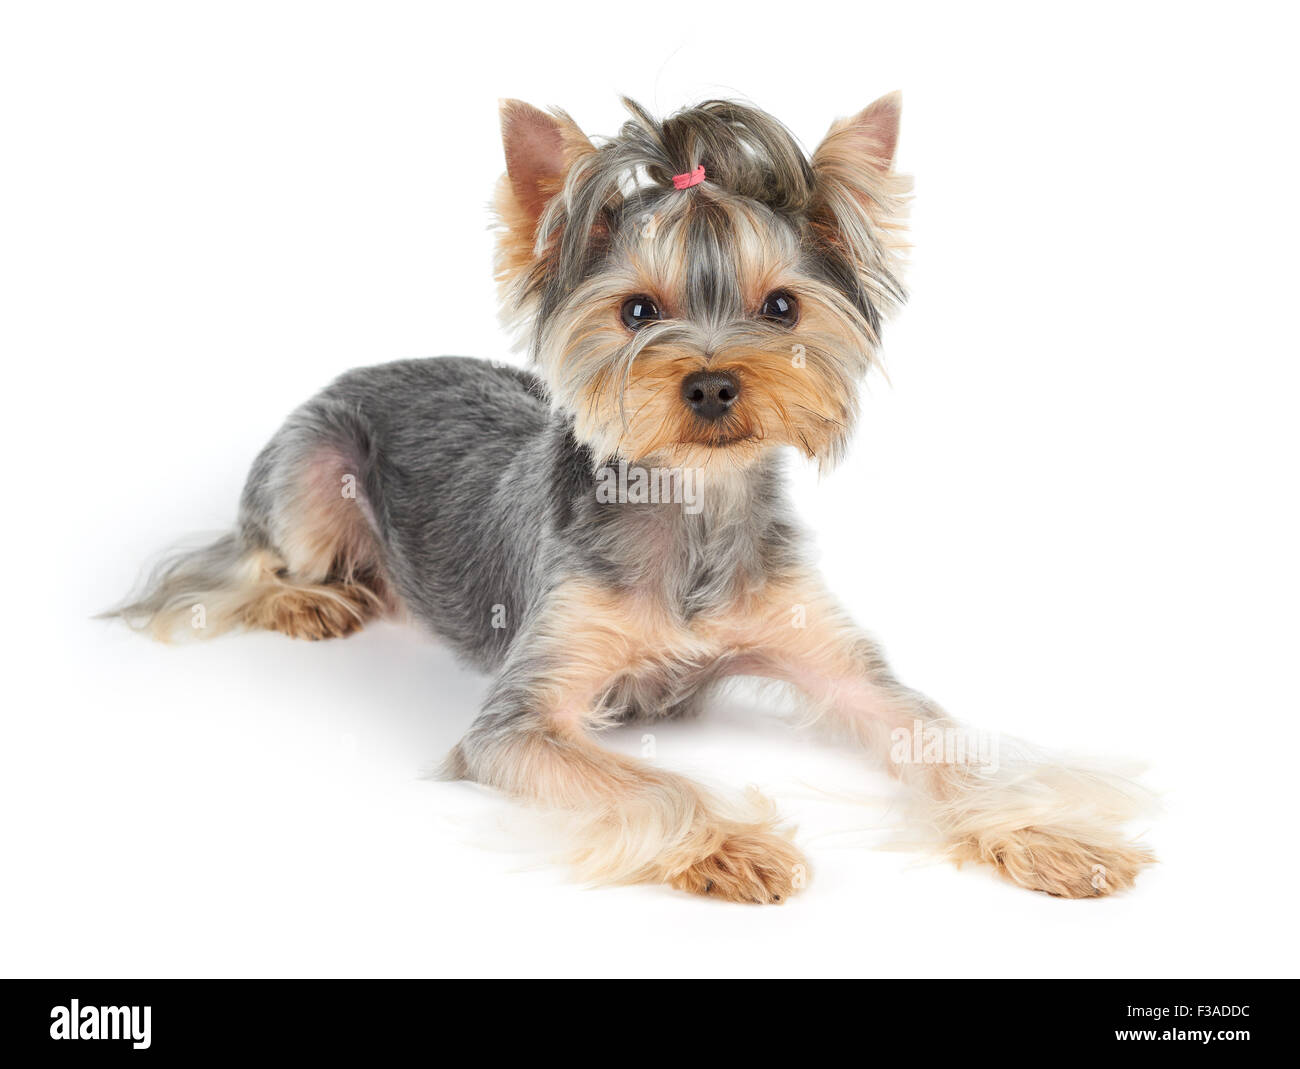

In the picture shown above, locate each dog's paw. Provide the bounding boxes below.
[245,584,373,641]
[669,829,808,904]
[958,826,1154,898]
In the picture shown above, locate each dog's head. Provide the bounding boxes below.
[494,95,909,470]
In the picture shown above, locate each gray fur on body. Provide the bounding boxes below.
[246,354,804,665]
[108,94,882,783]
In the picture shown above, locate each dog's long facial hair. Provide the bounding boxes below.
[112,96,1155,903]
[496,96,906,473]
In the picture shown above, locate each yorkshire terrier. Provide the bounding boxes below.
[112,94,1155,902]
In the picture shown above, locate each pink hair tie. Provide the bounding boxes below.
[672,164,706,190]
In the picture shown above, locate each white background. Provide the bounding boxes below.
[2,1,1297,978]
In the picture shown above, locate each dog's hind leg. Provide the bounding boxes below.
[233,414,392,641]
[111,402,392,641]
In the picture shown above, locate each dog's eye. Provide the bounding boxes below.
[759,290,799,326]
[621,295,663,331]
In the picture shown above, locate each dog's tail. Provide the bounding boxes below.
[100,531,284,642]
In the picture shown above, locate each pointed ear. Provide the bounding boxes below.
[809,92,910,329]
[498,99,593,235]
[812,90,902,175]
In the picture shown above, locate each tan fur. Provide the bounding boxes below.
[947,824,1154,898]
[476,96,1149,898]
[239,448,391,639]
[234,561,385,642]
[129,447,391,643]
[271,447,381,584]
[463,726,805,904]
[667,822,806,903]
[478,571,1153,900]
[135,546,388,643]
[542,194,876,471]
[448,576,869,900]
[494,100,595,296]
[723,570,1157,897]
[810,93,912,306]
[446,578,806,902]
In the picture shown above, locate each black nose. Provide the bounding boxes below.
[681,370,740,422]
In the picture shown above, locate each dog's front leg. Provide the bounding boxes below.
[443,579,807,903]
[732,571,1155,897]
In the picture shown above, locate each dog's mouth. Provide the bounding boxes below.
[678,420,762,450]
[678,433,759,449]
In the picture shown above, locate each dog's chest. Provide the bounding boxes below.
[604,495,779,618]
[591,571,794,722]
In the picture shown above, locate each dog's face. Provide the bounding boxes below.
[495,96,909,470]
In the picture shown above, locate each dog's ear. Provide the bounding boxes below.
[498,101,593,238]
[495,100,595,291]
[809,92,910,327]
[811,91,901,188]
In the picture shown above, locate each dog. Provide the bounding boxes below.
[110,94,1155,902]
